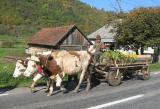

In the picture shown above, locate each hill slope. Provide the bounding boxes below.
[0,0,113,36]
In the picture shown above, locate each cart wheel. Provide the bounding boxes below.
[140,67,150,80]
[107,70,122,86]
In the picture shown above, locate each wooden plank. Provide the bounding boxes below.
[110,65,148,69]
[100,61,148,66]
[60,45,83,51]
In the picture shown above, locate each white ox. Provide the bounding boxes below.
[13,58,51,93]
[20,51,53,77]
[13,60,27,78]
[23,46,95,96]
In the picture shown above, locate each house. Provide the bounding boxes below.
[87,25,116,50]
[88,19,123,50]
[26,25,92,54]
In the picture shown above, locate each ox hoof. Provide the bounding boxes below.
[73,89,79,93]
[47,93,52,96]
[60,87,68,94]
[31,89,36,93]
[62,89,68,94]
[85,89,90,92]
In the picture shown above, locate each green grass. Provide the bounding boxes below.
[0,34,28,41]
[0,34,31,88]
[0,35,16,41]
[0,61,29,88]
[0,47,25,58]
[150,62,160,72]
[0,35,27,58]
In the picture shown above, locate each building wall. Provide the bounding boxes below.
[60,29,89,50]
[26,47,51,54]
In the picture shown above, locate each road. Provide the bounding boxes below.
[1,72,160,109]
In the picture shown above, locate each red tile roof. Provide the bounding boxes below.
[28,25,77,46]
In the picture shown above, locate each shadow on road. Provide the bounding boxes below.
[61,74,102,93]
[0,84,18,94]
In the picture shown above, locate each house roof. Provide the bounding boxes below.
[28,25,92,47]
[87,25,116,43]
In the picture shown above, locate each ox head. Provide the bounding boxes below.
[13,60,26,78]
[23,55,40,77]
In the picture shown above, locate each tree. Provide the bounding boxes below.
[0,0,113,36]
[114,7,160,54]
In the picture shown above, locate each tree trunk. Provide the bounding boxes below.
[136,49,139,55]
[140,44,144,55]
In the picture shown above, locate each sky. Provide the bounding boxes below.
[80,0,160,12]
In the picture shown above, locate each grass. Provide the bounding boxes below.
[0,47,25,58]
[150,62,160,72]
[0,34,28,41]
[0,34,27,57]
[0,34,32,88]
[0,35,17,41]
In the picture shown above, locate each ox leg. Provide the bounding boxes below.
[86,71,91,92]
[45,78,51,93]
[31,73,43,93]
[56,74,63,87]
[55,74,68,93]
[74,70,86,93]
[48,79,54,96]
[30,81,36,93]
[60,80,68,94]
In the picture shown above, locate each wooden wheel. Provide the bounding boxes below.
[107,70,122,86]
[140,67,150,80]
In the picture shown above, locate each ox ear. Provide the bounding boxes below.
[48,55,53,60]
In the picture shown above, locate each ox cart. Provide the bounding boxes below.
[91,55,151,86]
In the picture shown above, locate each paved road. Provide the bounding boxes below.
[1,72,160,109]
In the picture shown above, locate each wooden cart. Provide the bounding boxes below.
[92,55,151,86]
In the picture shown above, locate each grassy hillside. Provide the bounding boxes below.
[0,0,113,37]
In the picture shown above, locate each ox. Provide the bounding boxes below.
[13,60,27,78]
[24,46,95,96]
[13,58,51,93]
